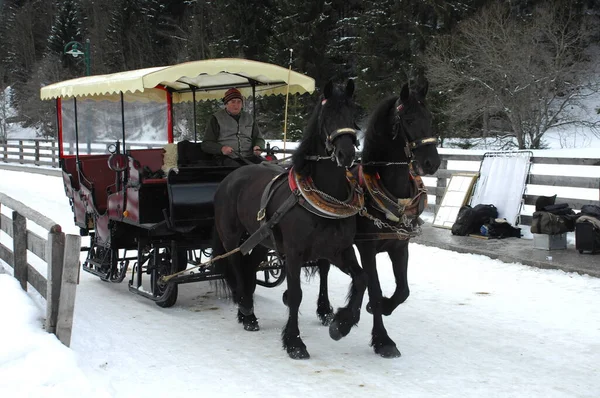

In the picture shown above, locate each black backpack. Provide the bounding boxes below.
[452,204,498,236]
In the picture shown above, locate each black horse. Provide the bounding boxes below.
[303,81,441,358]
[212,80,367,359]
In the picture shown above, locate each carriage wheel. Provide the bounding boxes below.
[256,251,286,288]
[150,245,187,308]
[149,249,178,308]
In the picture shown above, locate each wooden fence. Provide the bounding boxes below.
[0,192,81,347]
[1,138,58,167]
[2,139,599,226]
[0,138,158,167]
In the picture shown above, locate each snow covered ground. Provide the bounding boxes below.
[1,169,600,397]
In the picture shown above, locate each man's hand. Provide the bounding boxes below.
[253,146,262,156]
[221,146,234,155]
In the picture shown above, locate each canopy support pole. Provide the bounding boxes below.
[282,49,293,153]
[192,88,197,142]
[120,92,126,151]
[73,98,80,169]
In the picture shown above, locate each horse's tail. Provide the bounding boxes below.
[211,227,236,300]
[303,258,330,280]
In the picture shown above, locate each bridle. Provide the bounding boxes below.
[325,127,358,152]
[305,98,359,163]
[393,99,437,160]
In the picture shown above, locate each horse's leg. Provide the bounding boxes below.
[237,246,269,331]
[218,222,258,331]
[226,251,256,331]
[329,247,368,341]
[357,243,401,358]
[281,255,309,359]
[316,259,334,325]
[381,243,410,316]
[281,259,333,326]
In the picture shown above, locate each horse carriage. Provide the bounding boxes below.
[41,57,442,359]
[39,58,315,308]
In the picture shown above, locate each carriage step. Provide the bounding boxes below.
[82,263,111,280]
[85,258,112,268]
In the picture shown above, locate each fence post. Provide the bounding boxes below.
[34,141,40,166]
[45,228,65,334]
[56,234,81,347]
[12,211,27,290]
[435,158,448,215]
[52,140,57,167]
[18,140,24,163]
[2,140,6,162]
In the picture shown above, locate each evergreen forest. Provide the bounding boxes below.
[0,0,598,148]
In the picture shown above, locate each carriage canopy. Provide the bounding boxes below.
[40,58,315,102]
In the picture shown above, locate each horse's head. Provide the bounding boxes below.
[318,79,360,168]
[393,81,441,176]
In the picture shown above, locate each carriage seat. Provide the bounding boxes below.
[177,140,216,167]
[75,154,114,213]
[128,148,167,184]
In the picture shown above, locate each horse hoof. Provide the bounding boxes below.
[287,346,310,359]
[375,345,401,358]
[243,315,260,331]
[318,312,335,326]
[329,320,343,341]
[238,311,260,331]
[244,322,260,332]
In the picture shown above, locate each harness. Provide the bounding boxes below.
[290,167,363,219]
[360,165,427,222]
[239,166,363,255]
[356,165,427,241]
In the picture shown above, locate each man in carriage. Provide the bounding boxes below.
[201,87,266,166]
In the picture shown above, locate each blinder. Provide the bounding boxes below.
[393,99,437,159]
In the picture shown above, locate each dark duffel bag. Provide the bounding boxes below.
[530,211,577,234]
[452,204,498,236]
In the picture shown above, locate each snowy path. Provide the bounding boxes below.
[1,169,599,397]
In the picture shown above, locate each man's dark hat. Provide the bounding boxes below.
[223,88,243,104]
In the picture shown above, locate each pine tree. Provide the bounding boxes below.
[47,0,83,72]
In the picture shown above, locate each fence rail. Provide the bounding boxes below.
[0,192,80,347]
[2,139,599,227]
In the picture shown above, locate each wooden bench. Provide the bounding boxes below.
[62,154,114,213]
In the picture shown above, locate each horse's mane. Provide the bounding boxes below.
[361,96,398,162]
[291,99,322,175]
